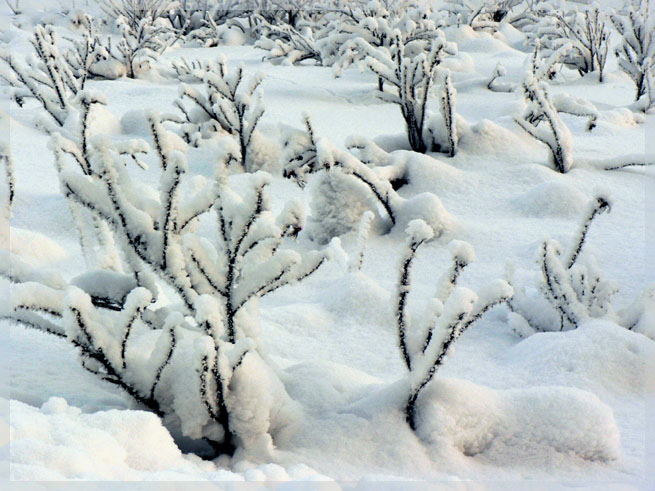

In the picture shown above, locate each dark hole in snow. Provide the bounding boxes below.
[493,9,508,23]
[390,175,409,191]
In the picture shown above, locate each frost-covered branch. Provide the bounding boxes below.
[4,0,21,15]
[1,26,76,127]
[50,91,129,272]
[567,195,610,269]
[349,210,375,272]
[1,124,15,220]
[439,70,457,157]
[395,219,512,430]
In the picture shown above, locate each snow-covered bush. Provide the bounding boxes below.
[170,56,213,82]
[507,194,654,336]
[251,0,387,66]
[1,25,83,127]
[395,220,512,430]
[2,109,327,457]
[337,27,456,153]
[439,0,529,30]
[515,70,573,173]
[164,0,209,37]
[539,7,611,82]
[170,1,252,47]
[173,56,265,171]
[0,17,138,127]
[108,15,171,78]
[282,116,457,241]
[282,115,398,229]
[611,0,655,107]
[514,45,601,173]
[253,0,319,29]
[100,0,172,32]
[255,19,326,66]
[65,13,112,89]
[330,1,430,85]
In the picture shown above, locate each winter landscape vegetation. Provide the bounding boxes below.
[0,0,654,486]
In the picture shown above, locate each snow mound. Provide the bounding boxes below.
[85,103,121,136]
[511,181,588,217]
[394,193,458,240]
[6,397,332,481]
[70,270,138,306]
[283,360,381,412]
[120,109,152,136]
[418,378,621,466]
[3,227,69,266]
[322,271,392,326]
[9,397,199,480]
[445,25,512,54]
[596,108,643,131]
[90,59,127,80]
[458,119,539,162]
[313,373,621,478]
[503,320,655,396]
[393,151,471,197]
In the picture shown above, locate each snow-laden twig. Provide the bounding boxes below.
[567,195,610,269]
[439,70,457,158]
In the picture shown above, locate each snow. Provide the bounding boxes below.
[2,1,655,486]
[512,180,589,217]
[70,270,138,305]
[5,396,331,481]
[418,379,620,466]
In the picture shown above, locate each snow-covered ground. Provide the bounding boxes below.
[1,0,655,487]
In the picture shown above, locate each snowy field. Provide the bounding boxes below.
[1,0,655,487]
